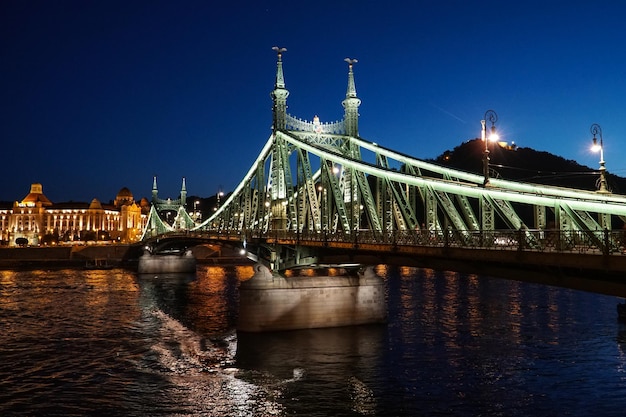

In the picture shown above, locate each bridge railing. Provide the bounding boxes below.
[190,228,626,256]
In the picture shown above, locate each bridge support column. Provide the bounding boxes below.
[238,264,386,332]
[271,199,288,230]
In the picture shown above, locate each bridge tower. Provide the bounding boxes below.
[342,58,364,231]
[141,176,197,239]
[271,46,289,131]
[269,46,291,231]
[342,58,360,137]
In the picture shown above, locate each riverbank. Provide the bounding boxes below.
[0,245,135,269]
[0,244,252,269]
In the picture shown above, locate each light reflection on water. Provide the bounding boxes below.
[1,265,626,416]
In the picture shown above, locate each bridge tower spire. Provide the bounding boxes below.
[271,46,289,131]
[152,176,158,203]
[342,58,361,137]
[180,177,187,207]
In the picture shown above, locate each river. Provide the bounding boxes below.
[1,264,626,416]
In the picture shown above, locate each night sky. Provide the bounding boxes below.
[2,1,626,203]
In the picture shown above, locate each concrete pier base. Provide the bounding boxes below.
[237,264,386,332]
[137,250,197,274]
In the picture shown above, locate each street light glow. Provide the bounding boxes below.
[591,138,601,153]
[481,109,498,187]
[590,123,609,193]
[488,128,500,142]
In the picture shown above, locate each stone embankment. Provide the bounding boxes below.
[0,245,137,269]
[0,243,251,269]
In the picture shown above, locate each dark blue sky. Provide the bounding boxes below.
[2,1,626,203]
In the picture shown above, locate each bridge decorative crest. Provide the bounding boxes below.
[285,114,345,135]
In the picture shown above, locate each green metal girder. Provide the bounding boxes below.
[559,203,620,250]
[424,186,440,231]
[433,190,471,235]
[174,206,197,230]
[534,205,547,230]
[323,159,351,232]
[376,154,395,230]
[485,196,524,230]
[295,149,320,231]
[481,195,495,232]
[442,172,480,230]
[354,168,382,232]
[142,205,173,240]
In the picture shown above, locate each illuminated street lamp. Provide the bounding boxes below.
[194,200,201,221]
[481,110,499,187]
[590,123,609,193]
[216,190,225,210]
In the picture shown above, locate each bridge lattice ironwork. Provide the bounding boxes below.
[189,49,626,271]
[142,177,199,239]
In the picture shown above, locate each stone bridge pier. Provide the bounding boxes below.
[237,264,386,332]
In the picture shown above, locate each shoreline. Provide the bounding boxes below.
[0,244,252,270]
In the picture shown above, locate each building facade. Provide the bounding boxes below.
[0,183,148,246]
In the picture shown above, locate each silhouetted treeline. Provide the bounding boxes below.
[433,138,625,194]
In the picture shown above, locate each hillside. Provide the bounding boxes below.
[432,139,625,194]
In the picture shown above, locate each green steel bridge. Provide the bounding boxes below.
[143,48,626,294]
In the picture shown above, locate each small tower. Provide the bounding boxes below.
[180,177,187,207]
[342,58,361,137]
[270,46,289,131]
[152,176,158,203]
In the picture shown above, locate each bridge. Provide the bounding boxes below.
[142,176,200,239]
[177,48,625,280]
[142,48,626,329]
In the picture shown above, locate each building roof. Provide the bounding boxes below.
[52,202,91,209]
[89,198,103,210]
[117,187,133,199]
[20,183,53,206]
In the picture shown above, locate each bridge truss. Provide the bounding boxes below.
[194,49,626,266]
[142,177,198,239]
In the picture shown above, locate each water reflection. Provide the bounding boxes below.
[136,272,196,321]
[379,265,626,416]
[2,265,626,416]
[237,324,386,416]
[133,265,283,416]
[135,265,252,336]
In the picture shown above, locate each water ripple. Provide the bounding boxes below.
[2,266,626,416]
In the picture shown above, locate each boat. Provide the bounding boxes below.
[84,258,114,270]
[137,248,197,274]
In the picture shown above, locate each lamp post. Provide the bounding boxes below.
[590,123,609,193]
[481,110,499,187]
[216,190,224,210]
[194,200,200,221]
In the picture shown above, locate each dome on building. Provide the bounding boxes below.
[117,187,133,199]
[20,183,53,207]
[89,198,103,210]
[115,187,134,208]
[139,197,150,214]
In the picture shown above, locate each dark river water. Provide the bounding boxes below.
[1,264,626,416]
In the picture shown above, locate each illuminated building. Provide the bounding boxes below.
[0,183,148,246]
